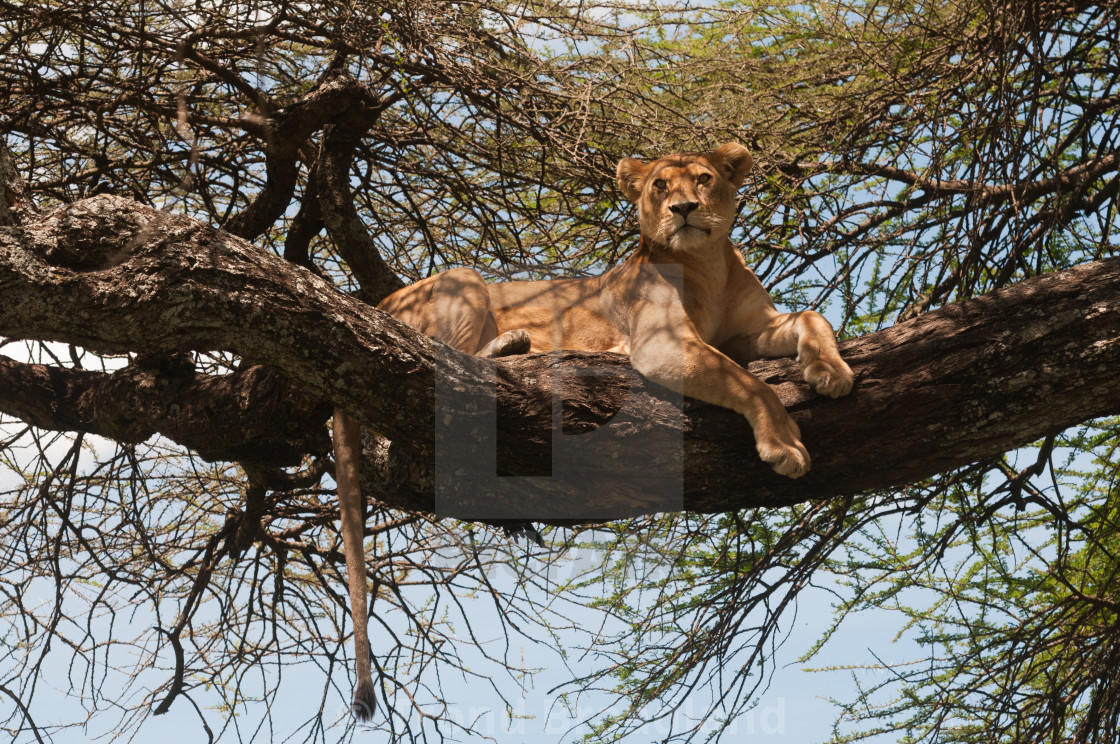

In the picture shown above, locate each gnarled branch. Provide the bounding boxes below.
[1,195,1118,523]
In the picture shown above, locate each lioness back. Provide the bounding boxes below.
[487,275,627,353]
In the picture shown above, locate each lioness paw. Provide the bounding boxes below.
[804,356,854,398]
[756,438,811,479]
[477,329,531,358]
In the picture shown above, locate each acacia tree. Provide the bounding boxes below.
[0,1,1118,743]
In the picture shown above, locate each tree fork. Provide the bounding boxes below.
[1,195,1118,520]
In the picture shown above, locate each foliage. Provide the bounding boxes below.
[822,423,1120,743]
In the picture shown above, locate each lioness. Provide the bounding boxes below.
[333,142,854,718]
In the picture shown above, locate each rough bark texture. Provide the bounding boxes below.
[0,355,331,466]
[1,195,1118,522]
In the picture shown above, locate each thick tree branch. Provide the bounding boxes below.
[0,195,463,449]
[1,195,1118,522]
[0,355,330,466]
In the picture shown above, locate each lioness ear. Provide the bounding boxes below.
[710,142,754,188]
[616,157,649,203]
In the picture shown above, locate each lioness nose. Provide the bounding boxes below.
[669,201,698,217]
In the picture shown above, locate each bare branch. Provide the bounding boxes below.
[0,354,329,467]
[315,79,407,303]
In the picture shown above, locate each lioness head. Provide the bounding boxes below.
[616,142,753,251]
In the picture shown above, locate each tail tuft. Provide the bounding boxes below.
[352,679,376,721]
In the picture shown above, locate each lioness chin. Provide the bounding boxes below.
[333,142,854,718]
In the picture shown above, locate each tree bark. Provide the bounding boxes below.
[1,195,1117,522]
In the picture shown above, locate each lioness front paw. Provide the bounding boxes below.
[753,412,810,478]
[804,356,854,398]
[757,437,811,479]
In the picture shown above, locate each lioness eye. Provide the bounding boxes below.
[697,173,712,185]
[653,179,667,191]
